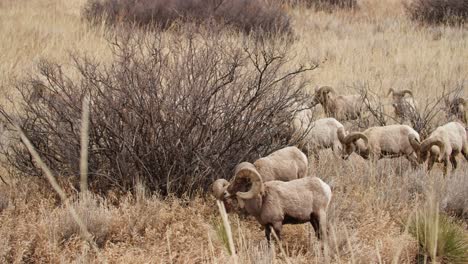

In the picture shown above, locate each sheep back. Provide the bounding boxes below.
[253,146,308,182]
[256,177,331,226]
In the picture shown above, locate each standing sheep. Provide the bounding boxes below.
[224,162,332,243]
[445,98,467,125]
[212,146,308,203]
[387,88,417,123]
[293,117,347,161]
[409,122,468,176]
[311,86,365,121]
[340,124,421,165]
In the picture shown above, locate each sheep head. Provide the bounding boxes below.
[340,132,368,159]
[212,179,229,200]
[225,162,264,200]
[312,86,335,106]
[418,137,445,163]
[445,98,467,124]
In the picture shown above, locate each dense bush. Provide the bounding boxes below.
[406,0,468,25]
[0,30,316,196]
[83,0,291,35]
[286,0,357,10]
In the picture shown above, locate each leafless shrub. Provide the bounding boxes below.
[82,0,291,35]
[406,0,468,25]
[0,29,316,196]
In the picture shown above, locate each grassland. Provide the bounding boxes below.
[0,0,467,263]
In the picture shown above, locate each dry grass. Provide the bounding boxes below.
[0,0,467,263]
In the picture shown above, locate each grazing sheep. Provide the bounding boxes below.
[409,122,468,176]
[311,86,364,121]
[445,98,467,125]
[341,124,421,165]
[212,179,229,201]
[293,117,347,161]
[211,146,308,205]
[225,163,332,243]
[387,88,417,123]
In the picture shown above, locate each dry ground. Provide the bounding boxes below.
[0,0,467,263]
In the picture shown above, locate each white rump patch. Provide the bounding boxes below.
[317,178,332,204]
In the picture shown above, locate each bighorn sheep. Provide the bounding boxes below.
[293,117,347,160]
[311,86,364,121]
[224,163,332,243]
[387,88,417,123]
[445,98,467,125]
[212,146,308,202]
[409,122,468,176]
[340,124,421,165]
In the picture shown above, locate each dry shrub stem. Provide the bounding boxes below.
[80,96,90,193]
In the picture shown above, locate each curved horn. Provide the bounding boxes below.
[421,137,445,161]
[387,88,394,96]
[408,134,421,153]
[401,90,413,97]
[343,132,368,145]
[318,86,335,95]
[337,127,346,144]
[234,162,264,200]
[212,179,229,200]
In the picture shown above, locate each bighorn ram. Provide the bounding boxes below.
[293,117,347,160]
[311,86,364,121]
[445,98,467,125]
[212,146,308,202]
[409,122,468,175]
[225,163,332,242]
[340,124,421,165]
[387,88,417,123]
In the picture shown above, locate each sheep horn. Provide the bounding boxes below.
[318,86,335,95]
[234,162,264,200]
[401,90,413,97]
[212,179,229,200]
[343,132,368,145]
[408,134,421,152]
[337,127,347,143]
[420,138,445,161]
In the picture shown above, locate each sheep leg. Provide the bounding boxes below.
[449,154,458,171]
[427,156,435,172]
[272,222,283,241]
[406,153,419,169]
[265,224,272,244]
[442,159,448,177]
[310,212,321,239]
[462,147,468,161]
[318,209,329,259]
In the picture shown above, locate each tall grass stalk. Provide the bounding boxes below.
[216,200,237,263]
[80,96,90,193]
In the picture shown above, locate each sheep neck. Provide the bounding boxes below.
[243,195,263,221]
